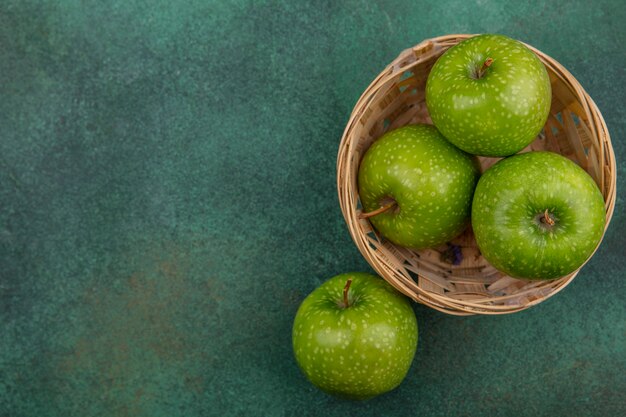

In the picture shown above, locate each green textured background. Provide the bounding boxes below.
[1,1,624,416]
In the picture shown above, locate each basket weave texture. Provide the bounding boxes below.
[337,34,616,315]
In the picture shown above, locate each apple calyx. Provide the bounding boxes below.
[342,279,353,308]
[473,57,494,79]
[542,209,556,226]
[536,209,557,231]
[359,199,397,219]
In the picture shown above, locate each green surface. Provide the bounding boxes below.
[0,1,624,416]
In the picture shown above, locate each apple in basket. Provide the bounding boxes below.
[426,34,551,157]
[357,124,480,249]
[292,273,418,400]
[472,151,605,280]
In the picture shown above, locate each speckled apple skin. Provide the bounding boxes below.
[358,124,480,249]
[426,34,551,157]
[292,273,418,400]
[472,152,606,280]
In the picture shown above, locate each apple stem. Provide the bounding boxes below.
[359,201,397,219]
[477,57,494,78]
[543,209,555,226]
[343,279,353,308]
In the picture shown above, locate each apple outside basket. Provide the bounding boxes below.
[337,34,616,315]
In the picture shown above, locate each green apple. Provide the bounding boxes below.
[358,124,480,249]
[472,151,605,280]
[426,34,551,157]
[292,272,418,400]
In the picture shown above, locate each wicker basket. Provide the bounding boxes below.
[337,34,616,315]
